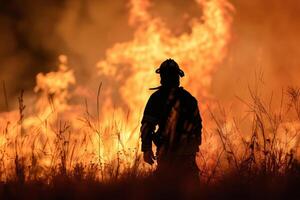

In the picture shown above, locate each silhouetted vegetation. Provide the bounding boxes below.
[0,87,300,200]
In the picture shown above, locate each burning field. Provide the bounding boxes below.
[0,0,300,199]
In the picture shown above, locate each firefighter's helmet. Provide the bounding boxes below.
[155,59,184,77]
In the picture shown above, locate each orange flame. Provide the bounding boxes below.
[0,0,235,180]
[97,0,234,131]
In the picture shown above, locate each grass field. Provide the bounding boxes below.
[0,84,300,200]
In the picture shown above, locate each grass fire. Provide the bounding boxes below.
[0,0,299,199]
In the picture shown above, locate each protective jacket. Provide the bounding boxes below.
[141,86,202,156]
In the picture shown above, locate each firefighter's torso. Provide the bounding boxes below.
[142,87,201,156]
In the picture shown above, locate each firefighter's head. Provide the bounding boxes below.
[155,59,184,88]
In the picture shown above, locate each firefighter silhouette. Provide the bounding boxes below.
[140,59,202,183]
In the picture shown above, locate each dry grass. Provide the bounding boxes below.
[0,86,300,199]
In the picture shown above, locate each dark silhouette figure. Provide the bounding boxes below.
[140,59,202,186]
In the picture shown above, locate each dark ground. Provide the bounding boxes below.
[1,171,300,200]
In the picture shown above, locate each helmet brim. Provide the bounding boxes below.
[155,68,185,77]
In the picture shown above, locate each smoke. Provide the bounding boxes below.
[0,0,300,111]
[212,0,300,104]
[149,0,202,36]
[0,0,68,110]
[0,0,204,111]
[0,0,132,110]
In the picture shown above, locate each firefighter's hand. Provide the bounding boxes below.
[143,150,155,165]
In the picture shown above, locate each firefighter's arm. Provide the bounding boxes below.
[141,93,159,164]
[193,101,202,146]
[140,122,155,152]
[140,121,156,165]
[194,109,202,146]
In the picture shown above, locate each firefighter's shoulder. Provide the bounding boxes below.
[148,88,165,100]
[179,87,198,104]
